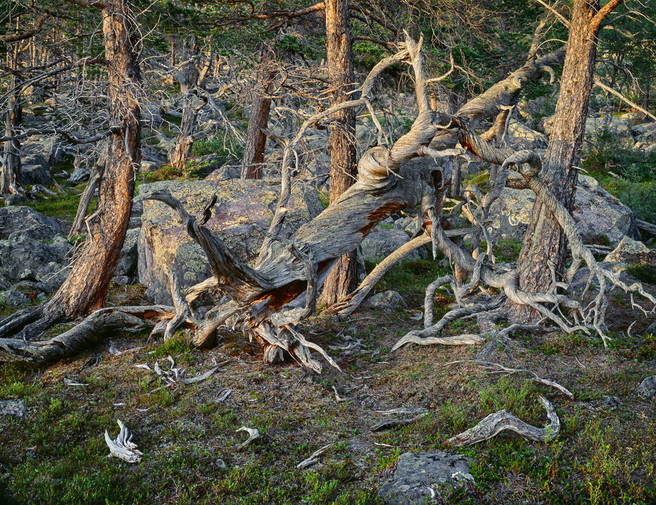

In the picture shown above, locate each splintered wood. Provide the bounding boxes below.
[104,419,143,463]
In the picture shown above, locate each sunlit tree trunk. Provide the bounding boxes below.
[514,0,624,320]
[320,0,358,305]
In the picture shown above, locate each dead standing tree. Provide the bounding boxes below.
[166,35,213,170]
[1,32,654,367]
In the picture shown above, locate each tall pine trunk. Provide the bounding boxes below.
[320,0,358,305]
[47,0,141,318]
[514,0,624,320]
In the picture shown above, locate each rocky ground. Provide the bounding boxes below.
[1,100,656,504]
[1,251,656,504]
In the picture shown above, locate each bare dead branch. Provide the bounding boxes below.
[445,396,560,446]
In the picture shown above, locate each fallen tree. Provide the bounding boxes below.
[1,33,654,369]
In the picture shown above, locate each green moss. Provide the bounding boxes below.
[626,264,656,284]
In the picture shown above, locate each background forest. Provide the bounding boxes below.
[1,0,656,503]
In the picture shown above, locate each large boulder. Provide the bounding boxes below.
[585,116,634,146]
[20,163,53,186]
[113,228,140,286]
[604,236,656,265]
[0,207,72,305]
[21,136,65,168]
[488,175,638,245]
[632,122,656,153]
[506,121,548,150]
[138,179,324,304]
[0,234,71,295]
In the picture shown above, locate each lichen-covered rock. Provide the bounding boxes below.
[364,290,407,310]
[507,121,548,149]
[21,163,53,186]
[0,235,71,293]
[585,116,634,146]
[113,228,140,285]
[378,452,475,505]
[488,175,638,245]
[0,399,27,418]
[634,376,656,401]
[137,178,323,304]
[0,207,72,300]
[632,122,656,153]
[604,236,656,265]
[0,206,62,241]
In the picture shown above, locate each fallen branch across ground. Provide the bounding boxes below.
[447,360,574,399]
[445,395,560,446]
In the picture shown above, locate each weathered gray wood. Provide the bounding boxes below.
[445,396,560,446]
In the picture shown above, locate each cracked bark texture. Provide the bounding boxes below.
[241,41,277,179]
[169,35,201,169]
[320,0,359,305]
[514,0,624,321]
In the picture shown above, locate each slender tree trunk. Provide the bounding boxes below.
[1,52,22,196]
[514,0,624,320]
[320,0,358,305]
[169,35,199,169]
[241,41,277,180]
[46,0,141,318]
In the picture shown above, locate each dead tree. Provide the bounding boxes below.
[167,35,212,169]
[0,12,49,195]
[240,41,278,180]
[1,33,653,368]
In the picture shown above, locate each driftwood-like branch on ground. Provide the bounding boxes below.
[104,419,143,463]
[448,360,574,399]
[445,396,560,446]
[236,427,260,449]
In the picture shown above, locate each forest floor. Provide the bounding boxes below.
[1,256,655,505]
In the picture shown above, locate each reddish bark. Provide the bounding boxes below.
[514,0,624,320]
[320,0,358,304]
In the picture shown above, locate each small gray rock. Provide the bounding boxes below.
[635,376,656,401]
[0,399,27,418]
[379,452,475,505]
[365,290,407,310]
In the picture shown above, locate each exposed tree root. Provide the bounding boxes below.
[0,306,173,363]
[445,395,560,446]
[447,360,574,399]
